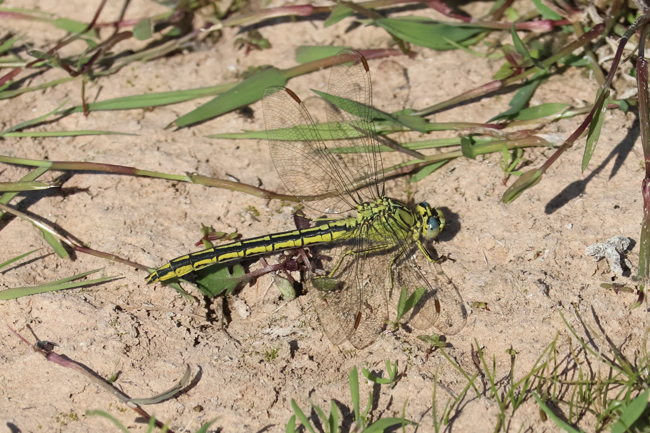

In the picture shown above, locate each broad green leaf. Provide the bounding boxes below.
[531,0,563,20]
[0,249,39,270]
[372,18,483,51]
[582,88,610,172]
[489,70,548,122]
[58,83,235,114]
[409,160,448,183]
[324,4,353,27]
[0,275,117,300]
[133,18,154,40]
[611,388,650,433]
[194,263,249,297]
[509,103,568,121]
[502,168,544,203]
[295,45,349,63]
[173,67,287,128]
[39,228,68,259]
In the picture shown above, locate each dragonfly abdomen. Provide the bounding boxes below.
[147,218,356,283]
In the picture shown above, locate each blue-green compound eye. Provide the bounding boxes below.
[417,203,445,239]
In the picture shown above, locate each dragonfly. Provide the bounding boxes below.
[147,49,466,348]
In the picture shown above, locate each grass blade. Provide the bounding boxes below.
[39,228,69,258]
[129,365,191,405]
[58,83,236,114]
[611,389,650,433]
[350,366,361,424]
[2,100,68,134]
[171,67,287,128]
[362,417,416,432]
[582,88,610,172]
[296,45,349,63]
[3,130,135,138]
[501,168,544,203]
[372,18,483,51]
[489,70,548,122]
[0,249,40,270]
[291,399,316,433]
[0,275,118,300]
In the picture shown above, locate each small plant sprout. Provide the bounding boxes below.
[362,360,401,389]
[499,145,524,184]
[389,285,426,330]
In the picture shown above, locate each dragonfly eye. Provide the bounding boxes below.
[417,203,445,239]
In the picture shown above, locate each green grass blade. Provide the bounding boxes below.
[409,160,449,183]
[531,0,563,19]
[0,77,76,101]
[489,70,548,122]
[2,130,136,138]
[133,17,154,40]
[2,100,68,134]
[362,417,417,432]
[533,394,584,433]
[509,103,569,121]
[324,5,352,27]
[58,84,236,114]
[0,165,50,207]
[0,248,40,270]
[0,275,118,300]
[361,367,393,384]
[350,366,361,424]
[582,88,610,172]
[39,228,69,258]
[85,410,130,433]
[0,181,58,191]
[172,67,287,128]
[291,399,316,433]
[296,45,349,63]
[286,415,296,433]
[329,400,339,433]
[510,24,546,71]
[502,168,544,203]
[611,389,650,433]
[371,18,483,51]
[46,268,103,286]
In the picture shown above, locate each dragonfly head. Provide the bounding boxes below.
[416,202,445,240]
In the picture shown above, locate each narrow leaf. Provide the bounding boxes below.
[296,45,349,63]
[582,88,610,172]
[510,24,546,70]
[0,181,58,192]
[611,389,650,433]
[531,0,563,19]
[54,18,93,35]
[0,276,118,300]
[362,418,417,433]
[39,228,69,258]
[324,5,352,27]
[372,18,483,51]
[349,366,361,423]
[58,84,235,114]
[0,249,40,270]
[489,71,548,122]
[172,67,287,128]
[409,160,448,183]
[509,103,568,121]
[3,130,135,138]
[533,394,583,433]
[361,367,393,384]
[286,415,296,433]
[2,100,68,134]
[291,399,316,433]
[502,168,544,203]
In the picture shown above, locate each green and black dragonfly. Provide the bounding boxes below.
[147,49,466,348]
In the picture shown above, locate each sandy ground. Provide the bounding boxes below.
[0,1,647,432]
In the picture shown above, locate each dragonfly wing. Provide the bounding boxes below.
[309,243,361,346]
[324,49,384,204]
[308,232,390,349]
[393,251,467,335]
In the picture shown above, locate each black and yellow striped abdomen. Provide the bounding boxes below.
[147,217,358,284]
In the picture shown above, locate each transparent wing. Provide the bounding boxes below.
[262,49,383,214]
[263,86,356,214]
[324,49,384,203]
[392,251,467,335]
[308,227,392,349]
